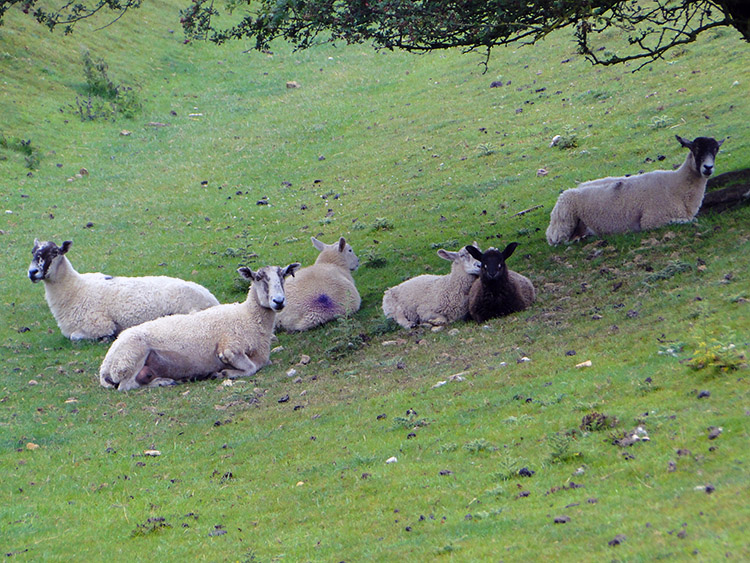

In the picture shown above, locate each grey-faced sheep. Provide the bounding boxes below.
[28,239,220,341]
[275,237,361,332]
[381,246,481,329]
[465,243,536,323]
[99,263,300,391]
[546,135,724,245]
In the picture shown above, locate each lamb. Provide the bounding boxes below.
[99,263,300,391]
[275,237,361,332]
[546,135,724,245]
[465,243,536,323]
[28,239,220,341]
[382,246,481,328]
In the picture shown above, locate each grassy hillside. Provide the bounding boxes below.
[1,2,749,560]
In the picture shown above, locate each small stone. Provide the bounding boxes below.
[576,360,592,368]
[286,368,297,378]
[385,456,398,464]
[518,467,535,477]
[144,450,161,456]
[697,390,711,399]
[448,328,460,336]
[298,354,311,365]
[26,442,40,450]
[554,516,570,524]
[707,426,722,440]
[432,380,447,388]
[278,394,290,403]
[28,380,38,386]
[286,81,301,88]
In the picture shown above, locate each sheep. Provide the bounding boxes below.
[546,135,724,245]
[381,246,481,329]
[275,236,361,332]
[99,263,300,391]
[28,239,220,341]
[465,243,536,323]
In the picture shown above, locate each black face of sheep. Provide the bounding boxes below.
[28,239,72,282]
[676,135,724,178]
[465,242,518,281]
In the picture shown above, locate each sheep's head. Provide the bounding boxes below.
[437,246,481,275]
[28,239,72,283]
[239,263,301,311]
[465,242,519,282]
[311,236,360,271]
[676,135,724,178]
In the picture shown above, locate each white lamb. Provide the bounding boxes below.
[546,135,724,245]
[28,239,220,341]
[99,263,300,391]
[275,237,361,332]
[382,246,481,329]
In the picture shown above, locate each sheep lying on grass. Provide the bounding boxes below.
[465,243,536,322]
[546,135,724,245]
[382,246,481,329]
[276,237,361,332]
[99,263,300,391]
[28,239,220,341]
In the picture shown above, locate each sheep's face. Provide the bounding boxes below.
[239,263,301,312]
[458,247,482,276]
[677,136,724,178]
[341,242,360,272]
[465,242,519,282]
[312,236,360,271]
[28,239,71,283]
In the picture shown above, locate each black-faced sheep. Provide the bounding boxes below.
[381,246,481,329]
[28,239,220,341]
[275,237,361,332]
[546,135,724,245]
[99,263,300,391]
[465,243,536,323]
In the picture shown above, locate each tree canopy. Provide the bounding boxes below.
[2,0,748,68]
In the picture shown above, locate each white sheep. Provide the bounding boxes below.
[275,236,361,331]
[28,239,220,341]
[546,135,724,245]
[99,263,300,391]
[465,243,536,323]
[382,246,481,328]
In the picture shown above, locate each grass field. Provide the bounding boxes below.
[1,2,749,560]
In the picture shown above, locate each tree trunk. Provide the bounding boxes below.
[698,169,750,214]
[717,0,750,41]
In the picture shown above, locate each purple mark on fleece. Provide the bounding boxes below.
[314,294,337,311]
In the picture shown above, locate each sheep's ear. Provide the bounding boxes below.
[60,240,73,254]
[502,242,519,260]
[338,237,346,252]
[437,249,458,262]
[465,245,483,261]
[33,238,41,252]
[237,266,255,281]
[311,237,326,252]
[717,138,725,147]
[282,263,301,278]
[675,135,692,148]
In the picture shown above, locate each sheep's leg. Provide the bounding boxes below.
[217,349,262,379]
[135,362,177,388]
[423,314,448,327]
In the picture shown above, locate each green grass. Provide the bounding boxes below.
[1,2,749,560]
